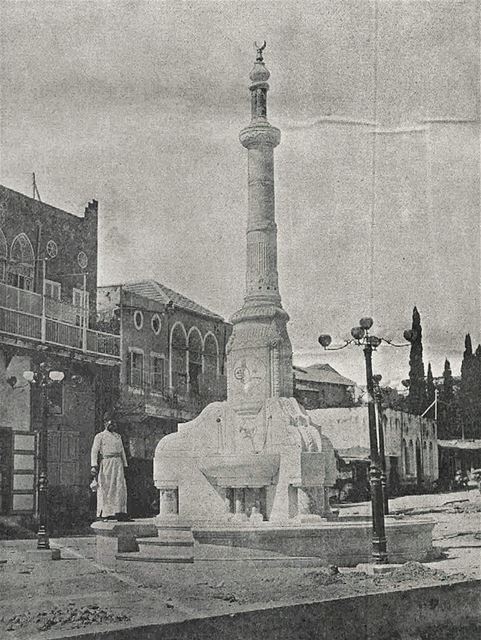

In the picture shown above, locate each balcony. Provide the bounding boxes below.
[0,282,120,360]
[121,377,227,422]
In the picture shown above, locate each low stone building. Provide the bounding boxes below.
[309,407,439,497]
[293,364,358,409]
[437,439,481,489]
[97,281,231,515]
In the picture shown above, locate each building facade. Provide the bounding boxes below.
[97,281,230,515]
[309,406,439,497]
[0,185,120,527]
[437,439,481,489]
[293,364,358,409]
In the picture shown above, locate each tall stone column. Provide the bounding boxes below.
[227,44,293,415]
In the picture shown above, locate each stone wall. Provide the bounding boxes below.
[309,406,439,488]
[0,185,98,322]
[64,579,481,640]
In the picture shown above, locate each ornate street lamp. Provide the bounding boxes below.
[23,361,64,557]
[319,317,409,564]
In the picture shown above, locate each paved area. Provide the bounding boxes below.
[339,487,481,578]
[0,488,479,638]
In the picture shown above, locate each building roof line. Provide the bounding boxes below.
[0,184,93,222]
[103,279,225,322]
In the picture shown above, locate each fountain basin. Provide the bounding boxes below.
[192,516,435,566]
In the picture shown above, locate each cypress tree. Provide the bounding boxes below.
[460,334,476,439]
[472,345,481,438]
[438,359,458,439]
[426,363,435,419]
[407,306,427,415]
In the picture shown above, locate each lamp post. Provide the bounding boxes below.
[373,373,389,515]
[319,317,409,564]
[23,361,64,557]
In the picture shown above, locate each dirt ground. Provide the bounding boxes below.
[0,488,479,639]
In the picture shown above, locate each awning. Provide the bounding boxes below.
[438,439,481,451]
[337,446,371,462]
[200,454,280,488]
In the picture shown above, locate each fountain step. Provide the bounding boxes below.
[116,552,194,563]
[137,537,193,547]
[133,540,194,563]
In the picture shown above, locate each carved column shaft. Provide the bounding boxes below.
[227,46,293,411]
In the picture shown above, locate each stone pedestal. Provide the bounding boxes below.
[25,548,61,561]
[158,488,178,517]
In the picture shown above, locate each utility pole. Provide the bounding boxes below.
[32,173,42,201]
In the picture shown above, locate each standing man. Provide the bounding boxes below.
[91,413,130,521]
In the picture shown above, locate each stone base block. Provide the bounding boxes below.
[295,514,325,525]
[25,548,61,561]
[136,537,195,563]
[154,515,192,528]
[231,513,248,523]
[356,562,402,575]
[91,519,157,560]
[122,520,196,563]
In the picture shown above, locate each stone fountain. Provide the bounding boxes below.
[94,45,435,566]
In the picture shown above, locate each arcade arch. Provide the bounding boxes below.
[170,322,187,392]
[0,228,6,281]
[187,327,203,394]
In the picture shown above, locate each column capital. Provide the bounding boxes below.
[239,124,280,149]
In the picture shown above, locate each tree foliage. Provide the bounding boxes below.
[407,306,427,415]
[437,359,458,439]
[458,334,481,439]
[426,362,435,419]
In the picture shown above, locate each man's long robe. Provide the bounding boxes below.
[91,429,128,517]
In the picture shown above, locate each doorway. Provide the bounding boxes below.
[0,428,13,515]
[415,440,422,488]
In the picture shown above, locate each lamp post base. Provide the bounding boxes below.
[370,464,388,564]
[356,562,400,575]
[25,548,61,561]
[380,471,389,515]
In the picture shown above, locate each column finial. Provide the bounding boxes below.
[255,40,266,63]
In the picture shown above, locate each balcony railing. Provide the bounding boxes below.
[0,282,120,359]
[121,379,227,420]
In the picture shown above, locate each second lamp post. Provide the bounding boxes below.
[319,316,397,564]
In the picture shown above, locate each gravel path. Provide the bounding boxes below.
[0,488,479,638]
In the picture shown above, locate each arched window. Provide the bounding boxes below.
[423,440,429,476]
[170,322,187,393]
[8,233,35,290]
[429,441,434,477]
[409,440,415,476]
[187,328,203,395]
[0,228,6,281]
[203,332,219,384]
[415,439,422,480]
[403,439,409,475]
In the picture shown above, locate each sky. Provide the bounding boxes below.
[1,0,480,386]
